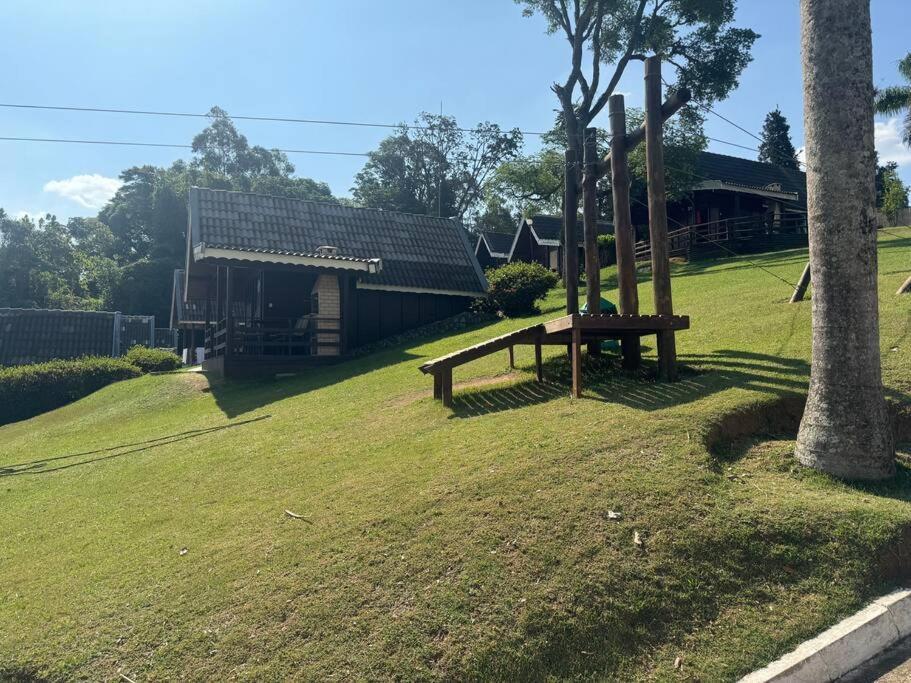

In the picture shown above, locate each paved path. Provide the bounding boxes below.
[841,636,911,682]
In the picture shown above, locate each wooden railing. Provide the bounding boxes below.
[635,212,808,262]
[204,316,342,360]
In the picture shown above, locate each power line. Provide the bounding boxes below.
[0,102,548,137]
[0,135,371,157]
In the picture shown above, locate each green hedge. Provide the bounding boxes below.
[123,345,182,373]
[481,261,560,317]
[0,357,142,426]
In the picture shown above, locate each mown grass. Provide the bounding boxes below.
[0,229,909,681]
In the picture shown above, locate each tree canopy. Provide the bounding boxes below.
[875,52,911,147]
[757,108,800,169]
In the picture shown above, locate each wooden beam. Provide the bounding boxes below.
[571,325,583,399]
[597,88,691,178]
[224,265,233,359]
[608,94,640,319]
[441,369,453,408]
[645,57,677,382]
[564,148,580,314]
[433,373,442,400]
[534,341,543,382]
[897,274,911,295]
[507,345,515,369]
[790,262,812,303]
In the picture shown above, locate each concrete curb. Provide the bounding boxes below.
[739,589,911,683]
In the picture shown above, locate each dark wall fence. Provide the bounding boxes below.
[0,308,169,367]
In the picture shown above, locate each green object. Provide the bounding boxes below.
[580,297,620,351]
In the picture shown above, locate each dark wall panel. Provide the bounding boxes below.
[351,289,472,349]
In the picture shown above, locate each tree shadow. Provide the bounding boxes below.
[0,415,270,477]
[450,348,813,418]
[0,669,50,683]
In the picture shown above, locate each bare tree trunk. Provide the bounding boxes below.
[796,0,894,479]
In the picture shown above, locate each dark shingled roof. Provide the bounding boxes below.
[477,231,514,257]
[188,187,487,295]
[695,152,807,206]
[525,215,614,245]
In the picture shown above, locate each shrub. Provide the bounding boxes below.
[0,357,141,426]
[124,345,182,373]
[482,261,560,317]
[597,233,616,248]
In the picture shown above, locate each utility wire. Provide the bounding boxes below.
[0,102,548,136]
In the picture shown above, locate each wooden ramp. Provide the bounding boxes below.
[420,313,689,407]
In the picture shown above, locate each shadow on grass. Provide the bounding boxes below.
[450,348,812,417]
[0,415,270,477]
[0,669,50,683]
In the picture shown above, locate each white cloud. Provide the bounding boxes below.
[43,174,122,210]
[875,117,911,168]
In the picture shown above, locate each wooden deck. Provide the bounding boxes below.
[420,313,690,407]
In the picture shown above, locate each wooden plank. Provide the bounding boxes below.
[609,94,640,316]
[899,274,911,295]
[543,314,577,334]
[534,341,543,382]
[575,314,690,331]
[433,373,442,400]
[790,262,812,302]
[571,326,582,399]
[419,324,544,372]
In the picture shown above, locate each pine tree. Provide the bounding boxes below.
[758,108,800,169]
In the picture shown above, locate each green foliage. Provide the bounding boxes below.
[597,233,615,248]
[482,261,560,316]
[757,108,800,169]
[352,112,523,225]
[123,345,182,373]
[0,357,140,426]
[882,176,910,223]
[107,258,176,323]
[874,52,911,146]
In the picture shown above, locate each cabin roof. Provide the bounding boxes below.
[695,152,806,204]
[521,215,614,247]
[187,187,487,296]
[476,231,514,258]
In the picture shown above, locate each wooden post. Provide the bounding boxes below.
[645,57,677,381]
[898,275,911,295]
[609,94,641,370]
[534,341,543,382]
[433,372,442,400]
[441,368,453,408]
[790,262,812,302]
[571,324,583,398]
[583,127,600,315]
[564,148,580,314]
[507,345,515,369]
[224,265,233,359]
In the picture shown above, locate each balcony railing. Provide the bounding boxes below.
[204,316,341,360]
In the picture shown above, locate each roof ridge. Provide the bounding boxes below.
[189,186,466,225]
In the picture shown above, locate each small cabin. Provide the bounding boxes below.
[508,215,614,275]
[474,231,514,270]
[175,188,487,377]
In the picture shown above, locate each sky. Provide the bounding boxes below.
[1,0,909,221]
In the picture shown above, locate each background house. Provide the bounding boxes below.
[508,215,614,275]
[177,188,487,377]
[474,231,514,270]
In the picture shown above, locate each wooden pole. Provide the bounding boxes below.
[790,262,812,302]
[571,323,583,398]
[583,127,600,315]
[644,56,677,381]
[507,345,515,369]
[564,148,580,314]
[608,94,642,370]
[897,274,911,295]
[534,341,543,382]
[224,265,233,359]
[441,368,453,408]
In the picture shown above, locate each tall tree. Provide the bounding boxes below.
[795,0,894,479]
[757,108,800,168]
[875,52,911,146]
[352,113,522,224]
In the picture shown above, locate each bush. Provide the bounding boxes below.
[482,262,560,317]
[123,345,182,373]
[0,357,141,426]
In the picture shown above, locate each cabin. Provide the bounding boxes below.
[175,188,487,377]
[508,215,614,275]
[474,231,514,270]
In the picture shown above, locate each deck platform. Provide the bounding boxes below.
[419,313,690,407]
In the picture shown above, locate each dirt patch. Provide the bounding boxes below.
[389,372,526,408]
[178,371,211,393]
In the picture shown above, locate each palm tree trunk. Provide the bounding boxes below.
[795,0,894,479]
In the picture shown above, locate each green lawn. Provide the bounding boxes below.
[1,229,910,681]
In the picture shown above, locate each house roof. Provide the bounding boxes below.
[476,231,514,258]
[695,152,807,205]
[521,215,614,247]
[187,187,487,297]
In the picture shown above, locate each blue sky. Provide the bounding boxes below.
[2,0,909,221]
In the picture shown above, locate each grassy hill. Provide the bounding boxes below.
[1,229,910,681]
